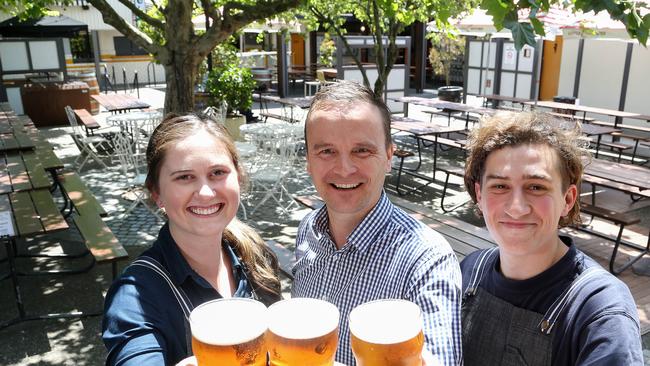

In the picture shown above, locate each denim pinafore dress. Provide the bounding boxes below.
[461,248,605,366]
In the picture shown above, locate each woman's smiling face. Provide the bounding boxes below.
[153,129,241,244]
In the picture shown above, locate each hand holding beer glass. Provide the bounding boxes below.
[190,298,268,366]
[349,299,425,366]
[267,298,340,366]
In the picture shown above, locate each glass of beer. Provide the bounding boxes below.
[267,297,340,366]
[190,298,268,366]
[349,299,425,366]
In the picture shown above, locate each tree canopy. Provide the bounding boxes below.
[2,0,648,105]
[1,0,304,112]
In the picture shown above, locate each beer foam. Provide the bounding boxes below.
[268,298,340,339]
[349,299,422,344]
[190,298,268,346]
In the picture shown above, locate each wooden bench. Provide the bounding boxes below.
[587,137,633,162]
[609,132,650,164]
[73,109,101,136]
[58,171,107,217]
[577,202,647,275]
[73,213,128,279]
[58,171,127,278]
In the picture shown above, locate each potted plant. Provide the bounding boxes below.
[429,33,464,103]
[319,33,336,68]
[206,43,257,140]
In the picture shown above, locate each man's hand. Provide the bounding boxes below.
[175,356,197,366]
[422,349,442,366]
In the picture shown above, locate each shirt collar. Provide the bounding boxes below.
[156,223,249,295]
[313,190,394,252]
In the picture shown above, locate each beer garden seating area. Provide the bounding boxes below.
[2,81,650,363]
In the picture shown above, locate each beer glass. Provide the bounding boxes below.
[267,297,340,366]
[190,298,268,366]
[349,299,424,366]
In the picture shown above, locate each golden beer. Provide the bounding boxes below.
[190,298,268,366]
[267,298,340,366]
[349,299,424,366]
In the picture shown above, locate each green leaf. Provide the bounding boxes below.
[508,22,536,50]
[530,17,545,36]
[482,0,510,30]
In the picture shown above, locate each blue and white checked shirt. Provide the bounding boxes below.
[292,192,462,366]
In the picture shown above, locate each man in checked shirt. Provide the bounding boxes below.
[291,80,462,366]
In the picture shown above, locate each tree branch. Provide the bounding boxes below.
[113,0,165,29]
[309,5,370,88]
[196,0,304,56]
[86,0,161,56]
[149,0,165,15]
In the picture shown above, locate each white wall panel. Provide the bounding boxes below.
[467,69,481,94]
[482,41,497,68]
[557,38,580,98]
[623,43,650,125]
[578,39,626,121]
[502,43,517,71]
[0,42,29,71]
[468,41,483,67]
[516,74,532,98]
[500,72,515,96]
[29,41,60,70]
[518,45,535,72]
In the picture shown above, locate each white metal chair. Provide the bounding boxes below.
[203,101,228,124]
[243,124,301,216]
[112,131,163,220]
[64,105,112,171]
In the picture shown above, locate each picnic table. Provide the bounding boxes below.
[584,158,650,192]
[393,96,496,129]
[390,117,466,196]
[526,100,639,126]
[476,94,531,109]
[0,105,127,329]
[91,94,150,113]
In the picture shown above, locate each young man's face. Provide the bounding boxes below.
[305,102,393,224]
[474,143,577,258]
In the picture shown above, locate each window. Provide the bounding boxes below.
[70,30,93,63]
[113,36,148,56]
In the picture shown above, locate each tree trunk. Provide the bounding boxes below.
[163,54,200,114]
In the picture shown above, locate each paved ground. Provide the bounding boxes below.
[1,86,649,365]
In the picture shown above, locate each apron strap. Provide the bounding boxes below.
[465,247,499,297]
[538,266,607,334]
[129,256,195,351]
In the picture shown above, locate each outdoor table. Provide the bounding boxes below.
[555,119,621,158]
[584,158,650,192]
[477,93,531,109]
[275,96,313,123]
[390,118,465,174]
[393,96,496,129]
[0,187,78,329]
[91,94,151,113]
[107,110,162,144]
[525,100,640,126]
[319,68,337,79]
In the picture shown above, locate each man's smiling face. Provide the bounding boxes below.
[305,101,393,224]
